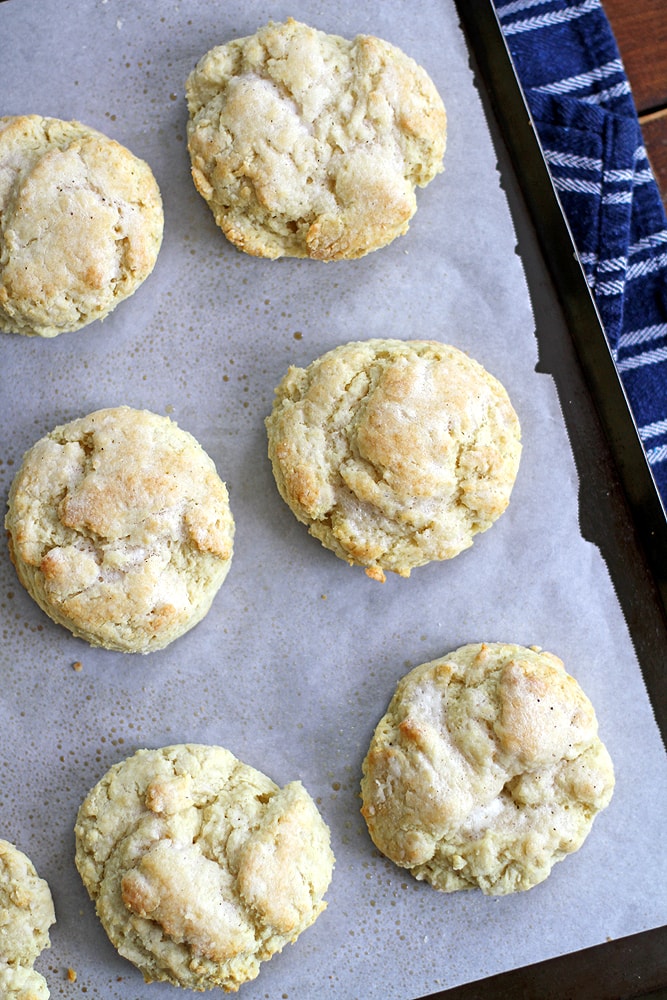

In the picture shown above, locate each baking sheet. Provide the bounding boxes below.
[0,1,666,998]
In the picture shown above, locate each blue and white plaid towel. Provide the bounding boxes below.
[493,0,667,505]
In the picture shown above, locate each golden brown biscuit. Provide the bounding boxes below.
[5,407,234,652]
[361,643,615,894]
[0,115,163,337]
[75,744,334,992]
[0,839,55,998]
[186,18,446,259]
[265,339,521,580]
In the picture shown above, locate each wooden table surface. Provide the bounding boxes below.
[603,0,667,208]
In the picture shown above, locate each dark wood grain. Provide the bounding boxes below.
[640,109,667,211]
[603,0,667,209]
[602,0,667,112]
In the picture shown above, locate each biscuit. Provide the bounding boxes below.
[265,339,521,581]
[5,406,234,653]
[0,839,55,998]
[0,115,163,337]
[74,744,334,992]
[361,643,615,895]
[0,965,50,1000]
[186,18,446,260]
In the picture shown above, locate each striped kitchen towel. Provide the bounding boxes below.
[493,0,667,505]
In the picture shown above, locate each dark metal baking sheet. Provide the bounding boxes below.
[0,2,665,998]
[436,2,667,995]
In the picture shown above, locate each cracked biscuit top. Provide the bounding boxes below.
[0,115,163,337]
[186,18,446,260]
[265,339,521,581]
[74,744,334,992]
[0,839,55,998]
[361,643,615,895]
[5,406,234,653]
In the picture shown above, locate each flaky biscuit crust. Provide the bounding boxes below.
[74,744,334,992]
[361,643,615,895]
[0,115,163,337]
[0,840,55,997]
[0,965,50,1000]
[186,18,446,260]
[5,407,234,653]
[266,339,521,580]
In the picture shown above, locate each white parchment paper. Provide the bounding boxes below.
[0,2,666,997]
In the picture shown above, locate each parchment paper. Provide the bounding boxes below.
[0,2,666,998]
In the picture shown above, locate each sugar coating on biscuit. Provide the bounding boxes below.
[5,407,234,653]
[265,339,521,580]
[74,744,334,992]
[186,18,446,260]
[0,115,163,337]
[361,643,615,895]
[0,839,55,997]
